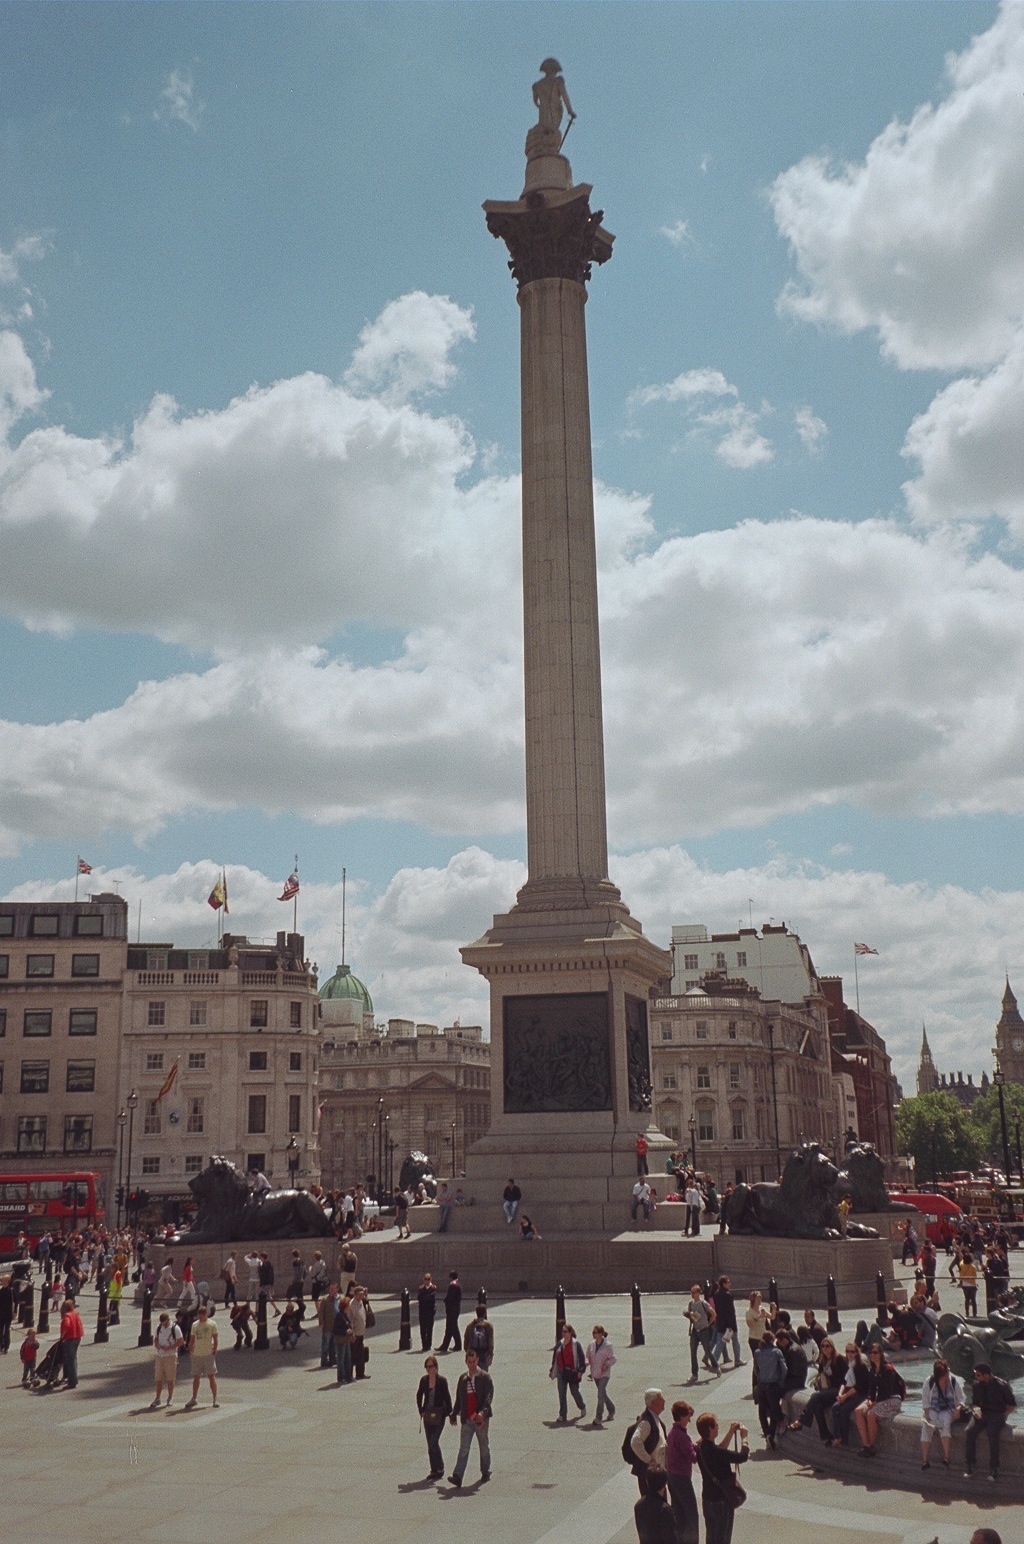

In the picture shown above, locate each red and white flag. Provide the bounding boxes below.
[77,858,93,875]
[278,871,299,902]
[854,942,878,956]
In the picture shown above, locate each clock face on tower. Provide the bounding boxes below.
[1013,1037,1024,1053]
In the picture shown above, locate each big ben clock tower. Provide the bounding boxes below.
[995,978,1024,1084]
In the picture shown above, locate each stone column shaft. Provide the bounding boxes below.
[519,276,609,884]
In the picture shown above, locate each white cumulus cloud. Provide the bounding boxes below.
[344,292,475,405]
[795,405,828,452]
[155,68,204,132]
[631,369,773,468]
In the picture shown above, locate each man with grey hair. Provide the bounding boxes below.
[627,1388,667,1495]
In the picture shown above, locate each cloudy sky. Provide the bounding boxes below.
[1,1,1021,1088]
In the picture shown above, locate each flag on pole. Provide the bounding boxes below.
[854,942,878,956]
[279,871,300,902]
[77,857,93,875]
[155,1060,179,1101]
[208,876,227,911]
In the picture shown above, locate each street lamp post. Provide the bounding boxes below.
[286,1136,300,1189]
[375,1097,384,1203]
[116,1109,127,1229]
[689,1111,697,1174]
[125,1089,139,1228]
[993,1063,1012,1185]
[450,1120,457,1179]
[766,1020,782,1177]
[930,1127,939,1190]
[387,1137,396,1200]
[1015,1118,1023,1186]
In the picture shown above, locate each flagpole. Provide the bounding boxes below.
[293,853,299,935]
[853,944,860,1016]
[75,858,80,904]
[341,866,347,967]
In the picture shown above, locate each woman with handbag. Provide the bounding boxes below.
[920,1358,965,1468]
[416,1355,453,1479]
[695,1412,749,1544]
[549,1322,587,1423]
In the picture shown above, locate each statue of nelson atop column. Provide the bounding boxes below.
[527,58,576,159]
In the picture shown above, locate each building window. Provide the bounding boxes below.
[20,1060,50,1094]
[288,1094,301,1133]
[23,1011,52,1037]
[187,952,208,971]
[26,954,54,977]
[715,952,726,969]
[662,1072,677,1090]
[17,1116,46,1153]
[695,1020,709,1041]
[660,1024,673,1041]
[74,914,104,936]
[71,954,100,977]
[64,1115,93,1154]
[147,1001,165,1027]
[698,1110,715,1142]
[66,1060,96,1093]
[141,1156,161,1176]
[289,1052,302,1072]
[248,1051,268,1071]
[30,914,59,936]
[185,1154,203,1175]
[290,1001,302,1028]
[727,1020,737,1040]
[729,1064,741,1089]
[145,1052,165,1072]
[0,914,12,936]
[189,1001,207,1027]
[69,1008,97,1035]
[147,951,168,972]
[188,1051,206,1070]
[143,1100,161,1135]
[186,1097,204,1134]
[0,1062,4,1092]
[248,1094,267,1134]
[683,953,699,970]
[0,955,7,978]
[0,1010,5,1037]
[246,1153,265,1175]
[250,1000,268,1028]
[663,1122,680,1142]
[732,1110,745,1141]
[696,1065,711,1089]
[737,951,747,967]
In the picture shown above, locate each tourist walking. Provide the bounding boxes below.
[853,1343,905,1456]
[220,1252,238,1305]
[448,1347,493,1487]
[696,1413,749,1544]
[150,1312,184,1407]
[258,1253,279,1316]
[585,1324,616,1423]
[626,1388,668,1495]
[440,1270,462,1353]
[58,1297,85,1389]
[685,1282,719,1382]
[350,1284,369,1378]
[184,1304,219,1409]
[752,1331,787,1448]
[395,1187,412,1240]
[417,1354,453,1478]
[243,1251,261,1301]
[830,1343,870,1447]
[665,1400,699,1544]
[20,1326,38,1386]
[317,1283,338,1368]
[0,1274,14,1354]
[418,1272,437,1351]
[550,1322,587,1423]
[964,1362,1016,1480]
[464,1306,494,1369]
[711,1276,742,1366]
[921,1358,965,1468]
[333,1294,354,1384]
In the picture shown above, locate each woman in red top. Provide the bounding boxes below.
[549,1323,586,1423]
[59,1299,85,1388]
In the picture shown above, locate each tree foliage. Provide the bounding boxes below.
[968,1082,1024,1170]
[894,1091,982,1180]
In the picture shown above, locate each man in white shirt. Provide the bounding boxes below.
[154,1259,178,1304]
[250,1170,272,1201]
[628,1388,668,1494]
[243,1252,261,1302]
[631,1180,651,1224]
[150,1311,184,1408]
[684,1182,703,1237]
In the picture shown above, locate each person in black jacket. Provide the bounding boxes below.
[416,1355,453,1479]
[439,1270,462,1353]
[0,1274,14,1355]
[853,1343,904,1455]
[695,1412,749,1544]
[965,1362,1016,1480]
[448,1348,494,1487]
[633,1467,678,1544]
[417,1272,437,1351]
[711,1276,742,1367]
[789,1337,845,1442]
[830,1343,871,1447]
[776,1329,809,1428]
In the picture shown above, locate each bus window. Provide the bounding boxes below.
[0,1181,27,1203]
[94,1176,106,1210]
[29,1180,63,1202]
[62,1180,89,1208]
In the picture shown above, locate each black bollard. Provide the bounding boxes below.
[94,1280,109,1344]
[138,1286,154,1348]
[254,1289,270,1350]
[19,1281,34,1329]
[477,1286,488,1314]
[630,1283,645,1348]
[555,1284,566,1343]
[109,1294,120,1327]
[37,1288,50,1336]
[44,1256,53,1286]
[826,1275,841,1335]
[874,1271,888,1325]
[399,1287,412,1350]
[767,1276,779,1311]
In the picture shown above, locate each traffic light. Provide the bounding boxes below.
[116,1185,124,1207]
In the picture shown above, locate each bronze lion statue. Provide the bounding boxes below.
[836,1142,917,1213]
[177,1156,333,1243]
[723,1142,879,1240]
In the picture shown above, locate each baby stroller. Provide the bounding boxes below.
[30,1340,65,1391]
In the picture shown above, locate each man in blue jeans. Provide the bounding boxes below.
[448,1348,493,1487]
[684,1284,720,1382]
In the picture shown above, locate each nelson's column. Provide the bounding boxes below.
[461,62,672,1231]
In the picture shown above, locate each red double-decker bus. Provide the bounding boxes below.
[0,1171,105,1254]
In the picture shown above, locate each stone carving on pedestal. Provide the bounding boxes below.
[625,995,653,1112]
[503,994,612,1113]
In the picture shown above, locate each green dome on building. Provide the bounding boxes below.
[319,963,373,1016]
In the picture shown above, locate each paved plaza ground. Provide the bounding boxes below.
[3,1258,1021,1544]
